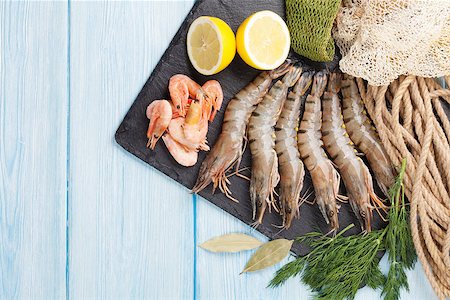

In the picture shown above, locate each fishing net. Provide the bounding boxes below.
[286,0,341,62]
[334,0,450,86]
[355,75,450,299]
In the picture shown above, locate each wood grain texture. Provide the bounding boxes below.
[0,0,440,299]
[0,1,68,299]
[68,1,195,299]
[196,198,310,299]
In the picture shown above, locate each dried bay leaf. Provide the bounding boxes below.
[199,233,263,253]
[241,239,294,274]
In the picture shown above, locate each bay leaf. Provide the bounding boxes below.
[199,233,263,253]
[241,239,294,274]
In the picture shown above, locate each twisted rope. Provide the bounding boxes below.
[356,76,450,299]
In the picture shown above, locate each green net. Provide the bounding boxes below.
[286,0,341,62]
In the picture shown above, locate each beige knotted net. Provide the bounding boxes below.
[333,0,450,86]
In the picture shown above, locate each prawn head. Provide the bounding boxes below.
[371,155,395,197]
[191,133,242,197]
[250,150,279,226]
[269,61,292,79]
[344,158,385,232]
[280,163,305,229]
[311,161,340,231]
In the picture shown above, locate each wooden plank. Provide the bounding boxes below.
[0,1,68,299]
[68,1,195,299]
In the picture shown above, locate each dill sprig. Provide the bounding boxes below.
[382,158,417,300]
[269,158,416,300]
[269,225,386,300]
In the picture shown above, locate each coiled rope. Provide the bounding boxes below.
[356,75,450,299]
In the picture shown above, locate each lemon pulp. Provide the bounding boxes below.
[237,11,290,70]
[187,16,236,75]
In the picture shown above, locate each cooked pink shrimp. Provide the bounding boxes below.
[202,80,224,122]
[168,117,209,151]
[169,74,206,117]
[146,100,173,150]
[183,99,209,144]
[162,133,198,167]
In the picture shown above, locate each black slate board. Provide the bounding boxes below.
[115,0,387,256]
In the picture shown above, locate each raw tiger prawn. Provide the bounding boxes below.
[341,74,395,196]
[297,71,341,231]
[275,71,313,229]
[248,65,302,226]
[321,73,385,232]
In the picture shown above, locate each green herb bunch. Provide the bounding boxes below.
[269,159,417,300]
[382,159,417,300]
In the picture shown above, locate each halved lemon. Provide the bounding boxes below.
[187,16,236,75]
[236,11,290,70]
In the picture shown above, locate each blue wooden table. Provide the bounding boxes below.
[0,1,438,299]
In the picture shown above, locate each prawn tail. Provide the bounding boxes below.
[284,66,303,88]
[294,71,314,96]
[269,61,292,79]
[328,72,342,94]
[311,71,328,98]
